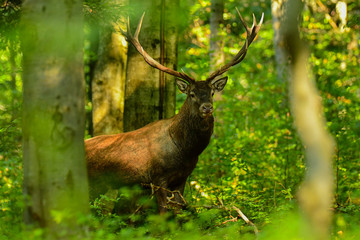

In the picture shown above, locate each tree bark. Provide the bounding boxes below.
[124,0,178,132]
[272,0,288,83]
[8,37,19,119]
[283,0,335,239]
[92,23,127,136]
[21,0,89,237]
[209,0,225,101]
[209,0,225,72]
[85,21,100,137]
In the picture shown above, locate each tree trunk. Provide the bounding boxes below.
[124,0,178,132]
[209,0,225,72]
[92,23,127,136]
[209,0,225,101]
[8,37,19,119]
[162,0,178,120]
[272,0,288,83]
[283,0,335,239]
[85,21,100,137]
[21,0,89,237]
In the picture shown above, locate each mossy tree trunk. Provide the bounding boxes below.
[21,0,89,237]
[92,22,127,136]
[85,20,100,137]
[124,0,178,132]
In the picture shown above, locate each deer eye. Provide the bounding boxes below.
[189,92,196,98]
[211,91,215,97]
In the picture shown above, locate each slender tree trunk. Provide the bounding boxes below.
[8,37,18,119]
[92,23,127,136]
[283,0,335,239]
[21,0,89,237]
[85,21,100,137]
[272,0,288,83]
[209,0,225,72]
[209,0,225,101]
[124,0,178,131]
[162,0,178,120]
[272,0,290,188]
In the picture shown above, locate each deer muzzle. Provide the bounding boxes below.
[200,103,213,118]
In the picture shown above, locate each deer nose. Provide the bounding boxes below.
[200,103,213,115]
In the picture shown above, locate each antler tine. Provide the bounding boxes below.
[134,12,145,40]
[119,17,130,38]
[252,13,257,28]
[119,12,195,83]
[253,12,264,35]
[207,10,264,82]
[259,12,265,26]
[237,8,251,36]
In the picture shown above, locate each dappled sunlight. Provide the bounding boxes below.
[0,0,359,239]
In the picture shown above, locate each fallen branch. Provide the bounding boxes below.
[193,204,258,235]
[232,206,259,235]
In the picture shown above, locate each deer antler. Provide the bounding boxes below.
[119,12,195,83]
[206,9,264,82]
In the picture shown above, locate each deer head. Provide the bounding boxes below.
[120,9,264,119]
[175,77,227,118]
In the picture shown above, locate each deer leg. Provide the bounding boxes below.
[173,181,186,206]
[163,181,187,214]
[155,187,168,214]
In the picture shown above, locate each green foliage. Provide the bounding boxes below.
[1,0,360,239]
[84,0,128,27]
[0,6,23,238]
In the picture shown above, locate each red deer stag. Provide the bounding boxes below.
[86,9,263,213]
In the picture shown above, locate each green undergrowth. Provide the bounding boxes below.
[1,0,360,239]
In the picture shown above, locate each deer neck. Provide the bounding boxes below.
[169,98,214,156]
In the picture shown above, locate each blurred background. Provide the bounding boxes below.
[0,0,359,239]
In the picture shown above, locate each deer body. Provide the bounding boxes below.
[86,10,263,213]
[86,101,214,187]
[86,81,220,212]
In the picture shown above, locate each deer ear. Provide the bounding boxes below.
[210,76,228,91]
[176,79,189,93]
